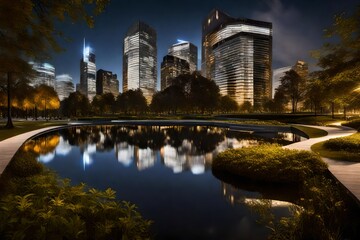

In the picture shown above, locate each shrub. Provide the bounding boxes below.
[342,118,360,131]
[323,133,360,153]
[212,144,327,183]
[5,151,43,178]
[0,172,152,240]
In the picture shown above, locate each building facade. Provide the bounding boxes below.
[201,9,272,108]
[55,74,74,101]
[96,69,119,97]
[168,41,198,73]
[80,39,96,101]
[29,62,56,88]
[160,55,190,90]
[123,21,157,103]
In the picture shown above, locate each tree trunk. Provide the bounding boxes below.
[343,106,347,120]
[5,72,14,129]
[331,102,335,119]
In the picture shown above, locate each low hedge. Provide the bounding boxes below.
[342,118,360,131]
[212,144,327,183]
[323,133,360,153]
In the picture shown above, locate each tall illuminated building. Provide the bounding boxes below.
[96,69,119,97]
[160,55,190,90]
[80,39,96,101]
[168,40,198,73]
[202,9,272,108]
[123,21,157,103]
[55,74,74,101]
[29,62,56,88]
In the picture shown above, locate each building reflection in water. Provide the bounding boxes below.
[221,182,293,208]
[33,125,302,174]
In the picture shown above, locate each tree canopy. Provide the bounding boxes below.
[0,0,109,127]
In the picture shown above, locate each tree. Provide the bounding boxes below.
[279,70,306,113]
[240,101,253,113]
[189,73,220,113]
[117,89,147,114]
[312,6,360,118]
[34,85,60,120]
[218,95,239,113]
[0,0,109,128]
[61,92,90,118]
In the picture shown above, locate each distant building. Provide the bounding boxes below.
[123,21,157,103]
[201,9,272,108]
[75,83,81,92]
[55,74,74,101]
[29,62,56,88]
[96,69,119,97]
[80,39,96,101]
[168,41,198,73]
[160,55,190,90]
[272,60,308,98]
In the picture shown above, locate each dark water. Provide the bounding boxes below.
[26,125,305,239]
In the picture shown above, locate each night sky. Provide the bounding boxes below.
[52,0,359,91]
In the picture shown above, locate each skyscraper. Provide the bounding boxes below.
[29,62,56,88]
[55,74,74,101]
[202,9,272,108]
[161,55,190,90]
[80,39,96,101]
[168,41,198,73]
[96,69,119,97]
[123,21,157,103]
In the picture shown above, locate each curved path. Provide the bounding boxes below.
[285,124,360,204]
[0,126,61,175]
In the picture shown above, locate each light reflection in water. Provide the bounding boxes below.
[31,125,303,175]
[24,125,306,239]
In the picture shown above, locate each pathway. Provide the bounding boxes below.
[285,124,360,203]
[0,126,61,175]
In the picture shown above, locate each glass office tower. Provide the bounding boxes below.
[123,21,157,103]
[202,9,272,108]
[168,41,198,73]
[55,74,74,101]
[29,62,56,88]
[80,39,96,101]
[160,55,190,90]
[96,69,119,97]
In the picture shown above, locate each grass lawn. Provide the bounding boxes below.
[0,120,67,142]
[292,125,328,138]
[311,132,360,162]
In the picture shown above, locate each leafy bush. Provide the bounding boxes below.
[323,133,360,153]
[5,151,43,178]
[213,144,327,183]
[0,151,152,239]
[342,118,360,131]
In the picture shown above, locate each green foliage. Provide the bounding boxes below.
[0,151,152,239]
[342,118,360,131]
[323,133,360,153]
[246,176,351,240]
[213,144,327,183]
[5,151,43,178]
[116,89,148,114]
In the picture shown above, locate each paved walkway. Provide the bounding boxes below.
[285,124,360,203]
[0,126,61,175]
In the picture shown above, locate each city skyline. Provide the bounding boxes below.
[49,0,358,91]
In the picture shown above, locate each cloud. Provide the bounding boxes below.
[252,0,316,67]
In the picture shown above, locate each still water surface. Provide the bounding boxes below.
[26,125,304,239]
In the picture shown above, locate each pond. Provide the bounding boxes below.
[22,124,340,239]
